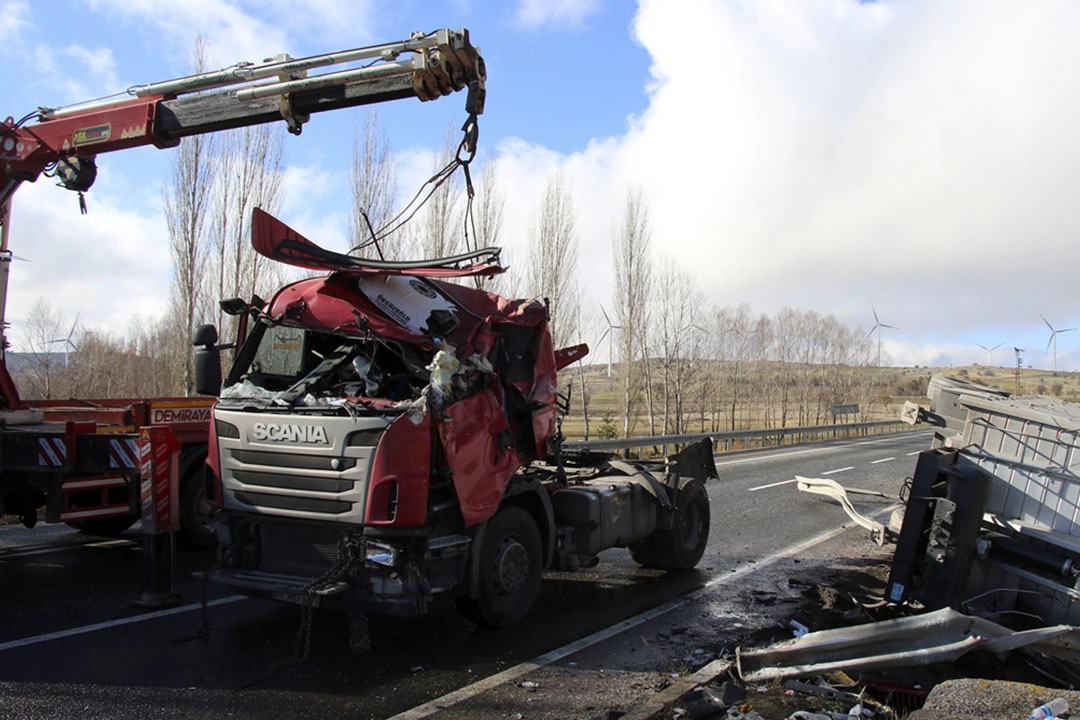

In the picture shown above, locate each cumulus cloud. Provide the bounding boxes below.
[0,0,29,49]
[86,0,378,64]
[5,181,172,351]
[493,0,1080,367]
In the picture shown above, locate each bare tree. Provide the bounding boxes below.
[163,36,216,395]
[18,298,65,399]
[472,156,505,292]
[414,126,462,261]
[652,258,702,434]
[349,109,399,259]
[613,186,652,438]
[525,171,579,349]
[211,122,286,333]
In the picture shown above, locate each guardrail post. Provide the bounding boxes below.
[133,425,181,609]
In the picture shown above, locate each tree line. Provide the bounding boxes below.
[13,63,881,438]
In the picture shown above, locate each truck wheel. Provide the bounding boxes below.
[458,506,543,628]
[66,515,137,537]
[630,479,710,570]
[179,467,216,549]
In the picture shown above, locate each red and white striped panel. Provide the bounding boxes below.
[38,437,67,467]
[109,437,139,469]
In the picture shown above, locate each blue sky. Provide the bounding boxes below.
[3,0,1080,371]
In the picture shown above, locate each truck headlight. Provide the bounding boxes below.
[365,541,398,567]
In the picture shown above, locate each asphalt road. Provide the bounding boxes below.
[0,430,933,720]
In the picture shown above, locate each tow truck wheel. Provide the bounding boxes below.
[66,515,137,537]
[458,506,543,628]
[630,479,710,570]
[179,465,216,549]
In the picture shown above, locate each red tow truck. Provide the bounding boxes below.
[0,29,486,547]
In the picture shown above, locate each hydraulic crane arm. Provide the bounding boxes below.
[0,28,485,213]
[0,28,484,411]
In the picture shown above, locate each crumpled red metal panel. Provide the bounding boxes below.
[437,387,521,527]
[366,412,432,527]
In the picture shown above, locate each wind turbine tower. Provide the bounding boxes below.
[866,304,897,367]
[1041,314,1076,373]
[48,314,79,368]
[975,342,1002,367]
[599,305,622,379]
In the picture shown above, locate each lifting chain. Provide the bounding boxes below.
[271,536,360,669]
[172,561,220,645]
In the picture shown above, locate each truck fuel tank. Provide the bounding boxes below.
[551,477,660,556]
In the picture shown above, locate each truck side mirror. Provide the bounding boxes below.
[193,324,222,396]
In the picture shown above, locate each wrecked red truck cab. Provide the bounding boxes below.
[197,210,716,652]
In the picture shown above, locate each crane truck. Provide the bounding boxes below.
[193,208,718,652]
[0,29,486,548]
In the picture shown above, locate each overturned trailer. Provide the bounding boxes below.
[890,376,1080,626]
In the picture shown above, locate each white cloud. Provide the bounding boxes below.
[514,0,601,29]
[5,181,171,352]
[0,0,29,49]
[491,0,1080,367]
[86,0,379,67]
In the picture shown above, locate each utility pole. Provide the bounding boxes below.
[1014,347,1023,394]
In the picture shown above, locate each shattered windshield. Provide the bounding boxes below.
[221,323,433,409]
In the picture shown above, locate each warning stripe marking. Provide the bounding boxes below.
[38,437,67,467]
[109,437,139,469]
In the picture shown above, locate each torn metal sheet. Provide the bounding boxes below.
[736,607,1075,683]
[795,476,888,544]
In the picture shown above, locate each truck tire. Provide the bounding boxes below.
[630,479,710,570]
[66,515,137,537]
[458,506,543,628]
[179,465,216,549]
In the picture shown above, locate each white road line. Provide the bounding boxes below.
[0,538,135,560]
[748,478,798,492]
[907,451,922,456]
[871,457,896,464]
[821,467,853,475]
[0,596,246,652]
[389,512,897,720]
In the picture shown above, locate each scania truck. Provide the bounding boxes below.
[194,209,717,652]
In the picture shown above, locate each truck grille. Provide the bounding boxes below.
[260,521,342,576]
[216,410,379,522]
[232,469,354,493]
[235,491,353,514]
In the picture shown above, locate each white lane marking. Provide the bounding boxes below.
[0,538,135,560]
[389,511,897,720]
[871,457,896,464]
[821,467,853,475]
[907,451,922,456]
[0,596,246,652]
[748,478,798,492]
[852,433,931,446]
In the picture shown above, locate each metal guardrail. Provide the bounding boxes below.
[563,420,916,458]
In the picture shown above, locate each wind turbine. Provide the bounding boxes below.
[975,342,1002,367]
[1041,314,1076,373]
[599,304,622,378]
[48,314,79,368]
[866,304,897,367]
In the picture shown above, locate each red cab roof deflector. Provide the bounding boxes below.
[251,208,505,278]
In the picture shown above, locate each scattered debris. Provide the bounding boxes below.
[795,477,891,545]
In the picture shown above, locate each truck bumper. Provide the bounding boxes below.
[205,567,348,607]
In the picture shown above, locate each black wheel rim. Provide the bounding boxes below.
[492,536,530,594]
